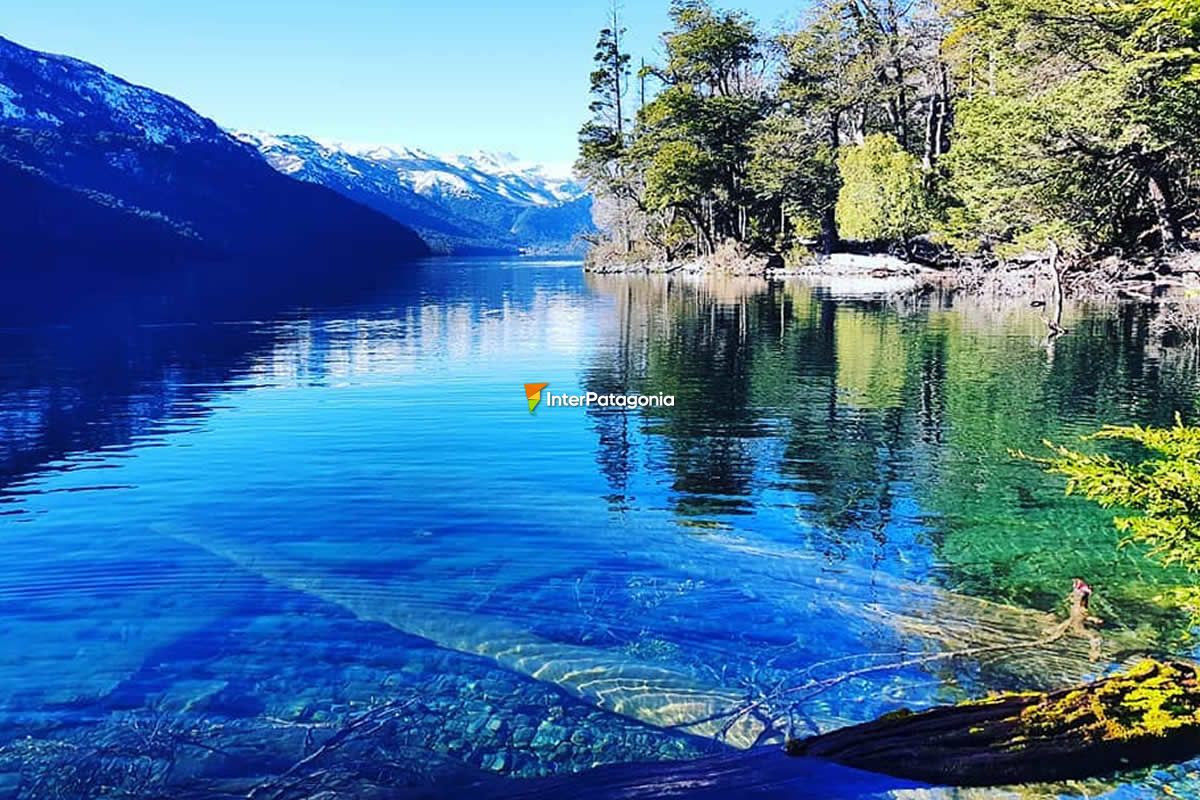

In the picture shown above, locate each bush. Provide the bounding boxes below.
[835,133,933,245]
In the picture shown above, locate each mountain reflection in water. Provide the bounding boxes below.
[0,257,1195,798]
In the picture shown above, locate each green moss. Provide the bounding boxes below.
[878,708,914,722]
[1016,660,1200,742]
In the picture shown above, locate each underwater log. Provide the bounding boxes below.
[785,659,1200,786]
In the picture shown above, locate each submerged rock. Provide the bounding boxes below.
[531,720,569,750]
[484,750,509,772]
[511,725,536,748]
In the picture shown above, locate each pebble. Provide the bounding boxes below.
[512,725,535,747]
[531,720,569,749]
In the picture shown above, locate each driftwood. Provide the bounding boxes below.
[785,659,1200,786]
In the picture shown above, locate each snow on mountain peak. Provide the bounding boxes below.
[230,129,593,254]
[234,130,585,208]
[455,150,521,170]
[0,36,226,146]
[0,83,25,119]
[233,129,290,150]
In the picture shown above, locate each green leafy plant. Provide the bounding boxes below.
[1018,416,1200,614]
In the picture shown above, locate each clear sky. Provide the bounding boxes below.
[3,0,802,165]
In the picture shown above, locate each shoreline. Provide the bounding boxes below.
[584,248,1200,302]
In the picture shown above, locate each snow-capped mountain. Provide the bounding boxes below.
[0,35,428,284]
[342,141,580,206]
[0,28,588,277]
[0,37,228,146]
[235,132,594,254]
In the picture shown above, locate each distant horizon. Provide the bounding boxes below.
[2,0,801,166]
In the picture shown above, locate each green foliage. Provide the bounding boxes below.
[747,112,838,247]
[620,1,765,255]
[941,92,1083,251]
[778,0,876,117]
[942,0,1200,252]
[589,25,631,121]
[644,141,716,213]
[1022,417,1200,612]
[835,134,933,243]
[662,0,758,95]
[1121,0,1200,78]
[579,0,1199,262]
[576,11,631,191]
[1002,222,1084,261]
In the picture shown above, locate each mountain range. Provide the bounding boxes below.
[0,34,591,304]
[0,35,432,297]
[233,133,593,254]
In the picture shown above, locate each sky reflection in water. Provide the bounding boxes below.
[0,257,1196,798]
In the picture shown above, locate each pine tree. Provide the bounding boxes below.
[577,3,633,251]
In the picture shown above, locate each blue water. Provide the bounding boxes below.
[0,257,1196,798]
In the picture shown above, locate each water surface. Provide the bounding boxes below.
[0,258,1195,798]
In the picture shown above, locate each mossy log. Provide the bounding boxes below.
[786,659,1200,786]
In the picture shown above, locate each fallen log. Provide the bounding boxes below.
[785,659,1200,786]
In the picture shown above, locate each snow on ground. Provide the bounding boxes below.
[0,84,25,119]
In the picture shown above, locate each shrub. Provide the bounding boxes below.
[835,134,933,245]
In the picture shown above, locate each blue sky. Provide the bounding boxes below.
[4,0,802,165]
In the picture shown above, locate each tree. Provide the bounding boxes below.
[577,3,634,251]
[643,140,719,253]
[576,0,1196,266]
[941,0,1200,253]
[584,2,630,152]
[771,2,865,252]
[627,0,766,256]
[769,0,949,253]
[659,0,760,97]
[746,112,839,251]
[835,133,932,245]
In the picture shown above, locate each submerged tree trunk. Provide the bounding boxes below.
[787,659,1200,787]
[1042,239,1067,338]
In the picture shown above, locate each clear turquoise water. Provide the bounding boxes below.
[0,257,1196,798]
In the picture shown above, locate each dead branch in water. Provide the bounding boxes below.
[674,591,1106,745]
[1041,239,1068,339]
[246,697,419,800]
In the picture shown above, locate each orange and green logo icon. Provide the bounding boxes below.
[524,382,549,412]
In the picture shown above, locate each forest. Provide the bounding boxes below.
[577,0,1200,269]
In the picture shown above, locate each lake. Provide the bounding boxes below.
[0,256,1196,799]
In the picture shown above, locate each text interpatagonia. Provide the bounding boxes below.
[544,391,676,409]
